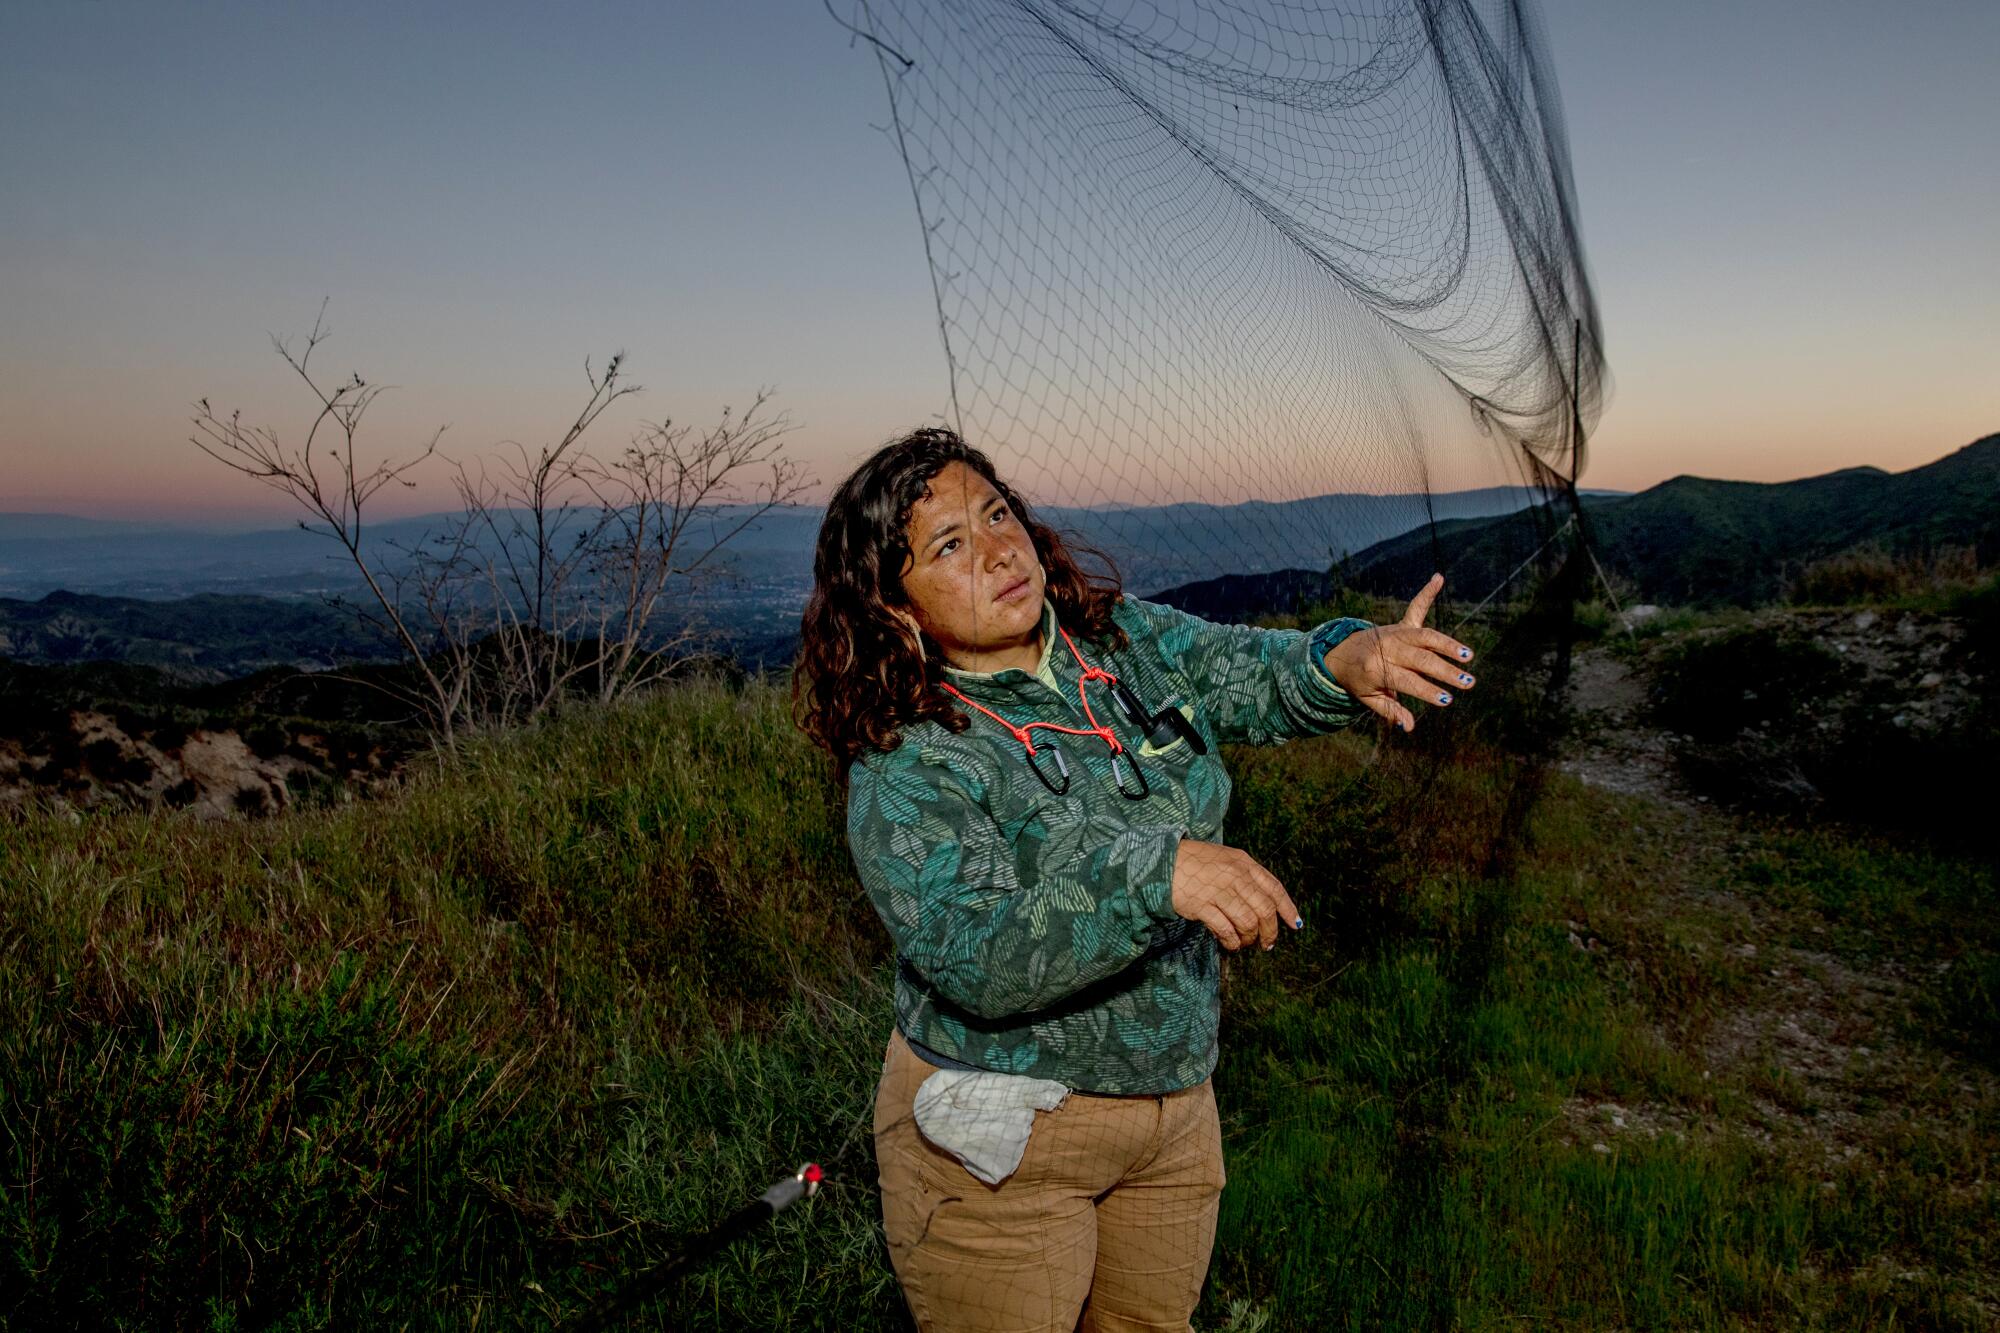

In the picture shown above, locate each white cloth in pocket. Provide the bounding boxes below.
[912,1070,1070,1185]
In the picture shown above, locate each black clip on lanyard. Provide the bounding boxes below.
[1025,675,1206,801]
[1025,743,1072,798]
[1032,740,1150,801]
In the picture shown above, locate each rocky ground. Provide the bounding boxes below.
[0,709,411,820]
[1563,603,1978,804]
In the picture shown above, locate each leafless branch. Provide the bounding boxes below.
[191,305,805,747]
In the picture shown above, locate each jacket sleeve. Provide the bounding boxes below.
[1119,596,1375,746]
[848,743,1186,1021]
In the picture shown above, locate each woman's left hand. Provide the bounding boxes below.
[1323,573,1476,732]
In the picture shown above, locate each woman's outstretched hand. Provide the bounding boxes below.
[1323,572,1476,732]
[1171,838,1301,951]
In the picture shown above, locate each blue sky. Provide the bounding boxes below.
[1,0,1994,525]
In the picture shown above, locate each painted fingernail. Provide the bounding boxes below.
[1264,940,1275,951]
[1457,647,1472,660]
[1459,673,1474,686]
[1437,692,1452,705]
[1292,916,1304,929]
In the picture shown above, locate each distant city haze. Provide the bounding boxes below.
[2,0,1994,530]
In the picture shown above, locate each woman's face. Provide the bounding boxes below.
[896,460,1047,673]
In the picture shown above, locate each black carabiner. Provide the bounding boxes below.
[1026,743,1071,797]
[1109,750,1149,800]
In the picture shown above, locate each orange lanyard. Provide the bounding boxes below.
[938,623,1148,799]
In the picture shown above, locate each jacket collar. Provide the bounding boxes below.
[939,598,1066,701]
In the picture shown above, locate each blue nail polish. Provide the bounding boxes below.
[1437,692,1451,705]
[1292,916,1304,929]
[1459,673,1473,686]
[1457,647,1471,660]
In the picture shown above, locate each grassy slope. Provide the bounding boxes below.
[1,672,1993,1329]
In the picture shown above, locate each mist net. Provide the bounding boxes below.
[843,0,1606,593]
[783,2,1606,1329]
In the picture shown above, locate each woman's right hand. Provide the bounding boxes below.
[1171,838,1302,951]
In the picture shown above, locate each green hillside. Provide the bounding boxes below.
[0,590,394,679]
[2,639,1993,1327]
[1342,433,2000,607]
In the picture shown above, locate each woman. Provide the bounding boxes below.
[795,428,1476,1331]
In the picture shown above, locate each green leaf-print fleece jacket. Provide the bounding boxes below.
[846,595,1373,1095]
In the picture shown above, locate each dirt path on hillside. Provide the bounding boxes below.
[1559,645,1691,807]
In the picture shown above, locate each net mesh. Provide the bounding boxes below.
[844,0,1604,589]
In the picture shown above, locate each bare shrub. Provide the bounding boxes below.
[192,302,809,748]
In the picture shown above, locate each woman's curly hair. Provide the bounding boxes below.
[794,427,1126,772]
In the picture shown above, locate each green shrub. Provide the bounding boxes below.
[1569,598,1615,642]
[242,717,291,760]
[231,783,273,816]
[80,736,156,786]
[1788,545,1985,608]
[1651,626,1842,741]
[1930,951,2000,1070]
[1648,607,1997,839]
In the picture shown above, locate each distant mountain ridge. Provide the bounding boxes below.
[1349,434,2000,609]
[0,514,198,540]
[14,434,1994,679]
[0,482,1597,680]
[1148,435,2000,617]
[0,485,1587,601]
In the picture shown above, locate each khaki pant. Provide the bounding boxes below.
[873,1028,1226,1332]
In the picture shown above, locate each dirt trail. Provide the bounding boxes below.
[1559,645,1689,807]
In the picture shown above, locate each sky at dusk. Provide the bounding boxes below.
[2,0,1995,529]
